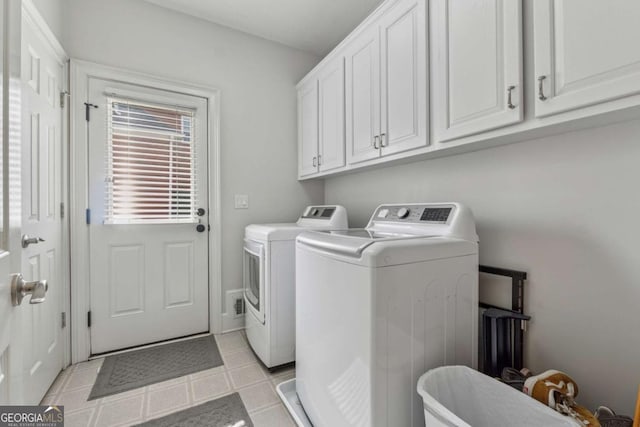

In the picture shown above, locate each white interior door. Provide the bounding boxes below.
[87,78,209,354]
[534,0,640,117]
[432,0,523,142]
[19,4,65,403]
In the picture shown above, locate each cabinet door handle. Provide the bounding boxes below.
[312,156,317,167]
[507,86,516,109]
[373,135,380,150]
[317,155,322,166]
[538,76,547,101]
[380,133,387,147]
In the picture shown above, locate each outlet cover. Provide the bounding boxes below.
[235,194,249,209]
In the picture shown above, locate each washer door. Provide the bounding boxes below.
[243,239,265,323]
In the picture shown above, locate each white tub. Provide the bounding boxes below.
[417,366,580,427]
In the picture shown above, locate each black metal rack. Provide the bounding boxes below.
[479,265,530,377]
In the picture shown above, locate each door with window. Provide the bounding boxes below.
[87,78,209,354]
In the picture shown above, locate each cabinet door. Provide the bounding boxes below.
[379,0,429,156]
[345,25,381,165]
[432,0,522,142]
[318,58,346,172]
[534,0,640,117]
[298,80,319,177]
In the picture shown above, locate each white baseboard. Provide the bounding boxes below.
[222,313,245,333]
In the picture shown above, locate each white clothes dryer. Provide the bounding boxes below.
[243,205,348,369]
[278,203,478,427]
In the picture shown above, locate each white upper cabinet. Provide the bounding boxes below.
[297,57,346,178]
[345,0,428,165]
[299,0,640,179]
[298,79,319,178]
[432,0,523,142]
[318,58,346,172]
[534,0,640,117]
[345,24,381,165]
[379,0,428,156]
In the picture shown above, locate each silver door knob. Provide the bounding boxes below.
[21,234,45,248]
[11,273,48,306]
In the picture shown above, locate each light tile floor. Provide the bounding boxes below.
[41,331,296,427]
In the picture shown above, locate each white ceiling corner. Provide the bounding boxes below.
[143,0,385,56]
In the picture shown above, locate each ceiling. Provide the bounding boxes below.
[144,0,384,56]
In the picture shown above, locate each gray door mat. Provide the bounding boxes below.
[136,392,253,427]
[89,334,222,400]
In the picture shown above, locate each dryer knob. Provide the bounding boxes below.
[397,207,410,219]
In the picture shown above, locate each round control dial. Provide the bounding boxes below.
[397,207,410,219]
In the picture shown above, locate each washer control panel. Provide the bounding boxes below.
[420,207,452,222]
[374,204,453,224]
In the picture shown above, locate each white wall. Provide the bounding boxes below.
[325,119,640,415]
[30,0,63,41]
[61,0,324,323]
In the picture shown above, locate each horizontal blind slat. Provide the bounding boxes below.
[111,111,191,124]
[111,134,193,146]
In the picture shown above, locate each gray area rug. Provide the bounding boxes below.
[89,335,222,400]
[136,393,253,427]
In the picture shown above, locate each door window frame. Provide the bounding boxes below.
[242,239,265,323]
[69,60,222,363]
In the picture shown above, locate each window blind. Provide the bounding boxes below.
[105,97,197,224]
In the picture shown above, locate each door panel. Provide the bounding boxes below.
[345,25,380,165]
[20,6,65,403]
[297,80,319,177]
[164,242,195,307]
[28,113,39,219]
[109,244,145,316]
[88,78,209,354]
[433,0,522,141]
[318,58,345,172]
[380,0,428,156]
[534,0,640,117]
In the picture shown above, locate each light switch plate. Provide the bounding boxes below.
[234,194,249,209]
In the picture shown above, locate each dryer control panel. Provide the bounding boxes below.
[297,205,349,230]
[301,206,336,219]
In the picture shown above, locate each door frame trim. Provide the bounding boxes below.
[69,60,222,363]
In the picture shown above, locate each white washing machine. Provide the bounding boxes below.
[277,203,478,427]
[244,205,348,369]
